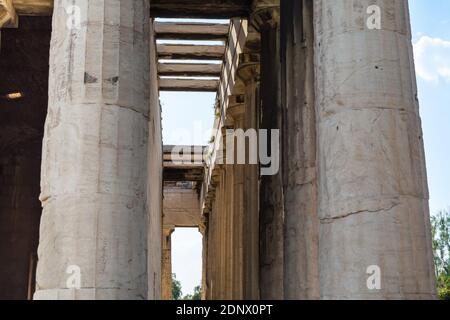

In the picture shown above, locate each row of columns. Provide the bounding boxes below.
[203,53,262,300]
[203,0,280,301]
[33,0,436,299]
[256,0,436,299]
[203,0,436,300]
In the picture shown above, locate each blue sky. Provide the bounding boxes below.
[409,0,450,215]
[164,1,450,296]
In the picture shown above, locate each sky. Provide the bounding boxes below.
[409,0,450,215]
[163,1,450,296]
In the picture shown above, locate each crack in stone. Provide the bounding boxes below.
[320,202,400,224]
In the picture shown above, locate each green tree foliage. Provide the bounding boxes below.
[172,274,183,300]
[431,210,450,300]
[183,285,202,300]
[191,286,202,300]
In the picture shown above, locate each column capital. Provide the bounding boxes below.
[0,0,18,28]
[237,53,260,84]
[198,216,208,236]
[211,166,224,183]
[227,95,246,123]
[250,0,280,31]
[163,226,175,237]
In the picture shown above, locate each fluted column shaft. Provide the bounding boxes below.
[314,0,436,299]
[280,0,319,300]
[237,58,261,300]
[161,227,174,300]
[35,0,151,300]
[222,126,234,299]
[252,0,284,300]
[227,101,246,299]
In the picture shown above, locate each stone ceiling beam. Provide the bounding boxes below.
[12,0,52,16]
[157,43,225,60]
[158,63,222,77]
[150,0,252,19]
[8,0,251,19]
[155,22,229,41]
[163,168,204,182]
[159,78,219,92]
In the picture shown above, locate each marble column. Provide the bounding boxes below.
[161,227,175,300]
[206,168,223,299]
[227,98,246,299]
[252,0,284,300]
[314,0,436,299]
[236,55,261,300]
[226,171,234,300]
[35,0,151,300]
[223,125,234,300]
[217,168,227,299]
[199,218,208,300]
[280,0,319,299]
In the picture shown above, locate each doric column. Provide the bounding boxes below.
[280,0,319,299]
[147,19,163,301]
[199,217,208,300]
[251,0,284,300]
[226,97,246,299]
[206,167,223,300]
[236,55,261,300]
[35,0,151,300]
[225,167,234,300]
[314,0,436,299]
[222,125,234,300]
[217,166,227,299]
[161,227,175,300]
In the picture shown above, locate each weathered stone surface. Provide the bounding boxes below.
[0,0,437,302]
[155,22,230,41]
[164,186,201,227]
[34,0,153,300]
[147,19,163,300]
[256,0,284,300]
[314,0,436,299]
[226,102,245,299]
[12,0,53,16]
[236,55,261,301]
[150,0,252,18]
[161,227,174,300]
[280,0,319,300]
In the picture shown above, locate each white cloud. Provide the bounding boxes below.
[413,36,450,84]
